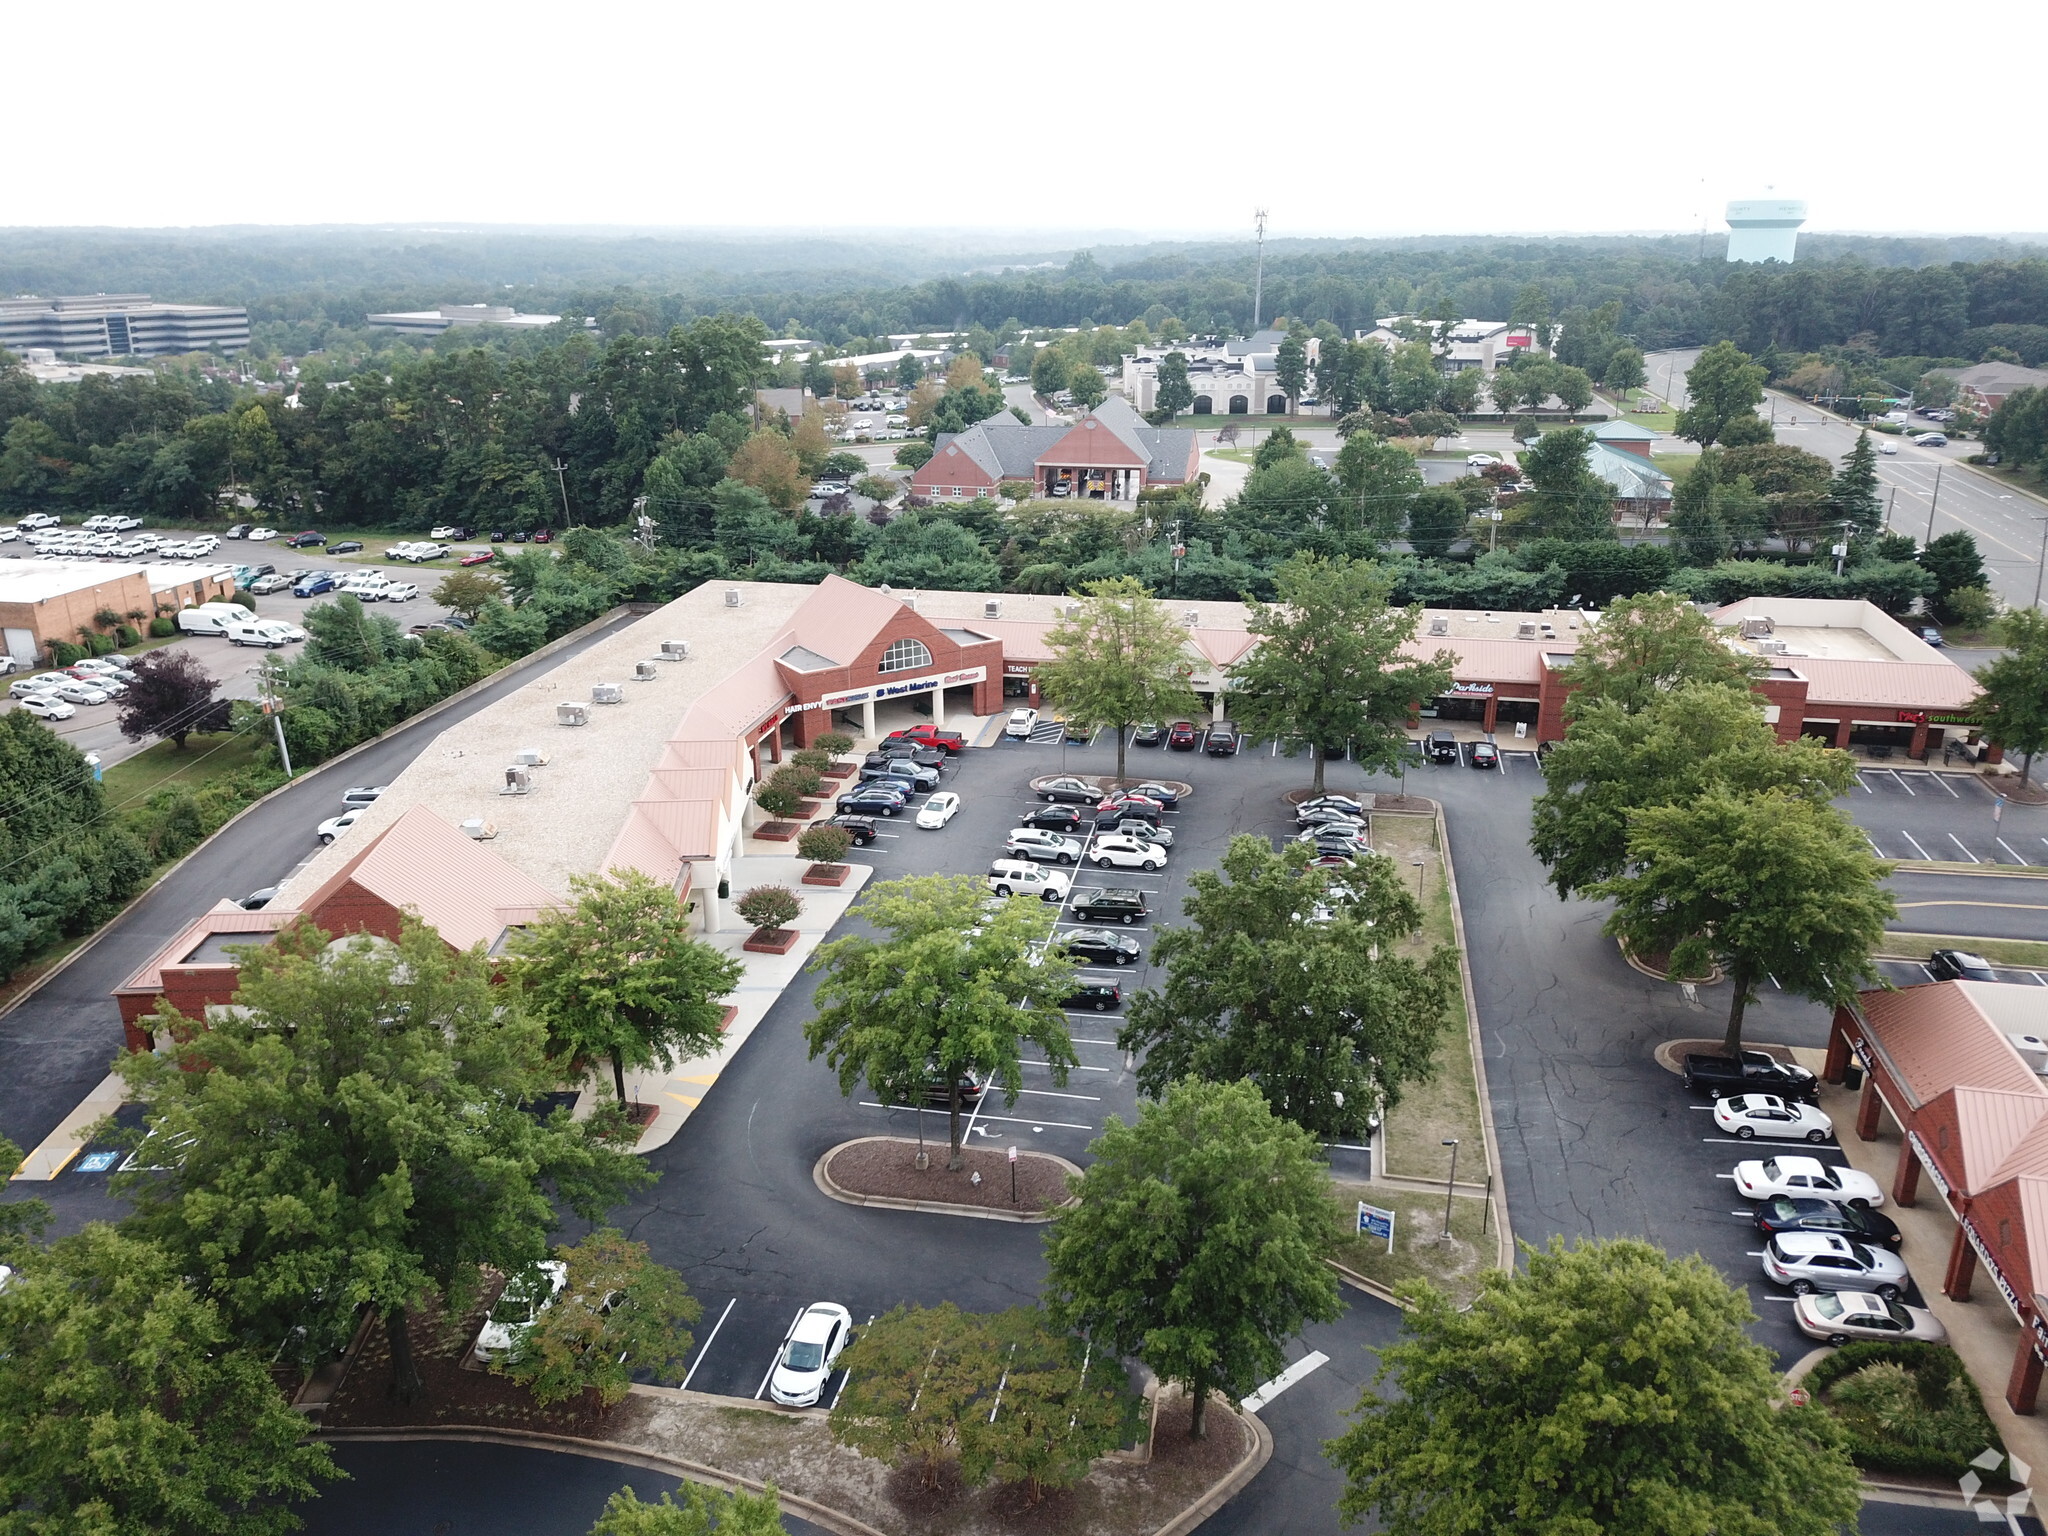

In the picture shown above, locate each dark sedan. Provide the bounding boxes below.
[1062,982,1122,1012]
[1022,805,1087,834]
[1061,929,1143,966]
[835,788,906,816]
[1929,949,1998,982]
[1037,777,1099,804]
[1166,720,1199,750]
[1132,723,1164,747]
[284,530,326,548]
[329,540,365,555]
[1753,1196,1903,1252]
[1097,797,1161,826]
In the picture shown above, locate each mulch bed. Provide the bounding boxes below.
[1145,1393,1247,1486]
[826,1137,1075,1214]
[1369,793,1436,814]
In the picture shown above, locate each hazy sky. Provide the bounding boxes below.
[13,0,2044,238]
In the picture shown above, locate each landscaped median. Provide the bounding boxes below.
[815,1135,1080,1222]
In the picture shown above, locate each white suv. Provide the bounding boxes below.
[1005,828,1082,865]
[1088,833,1167,871]
[988,860,1071,902]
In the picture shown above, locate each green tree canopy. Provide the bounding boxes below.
[1327,1237,1862,1536]
[498,1228,701,1408]
[1405,485,1469,559]
[1228,554,1456,793]
[1275,331,1310,410]
[1333,435,1423,542]
[1603,346,1648,395]
[1043,1077,1343,1440]
[1921,529,1991,625]
[1036,576,1202,782]
[1531,682,1856,899]
[1560,590,1762,717]
[1829,430,1883,527]
[805,875,1077,1168]
[508,868,742,1104]
[587,1482,784,1536]
[1591,787,1895,1054]
[1675,340,1768,447]
[1119,836,1457,1139]
[114,917,652,1400]
[0,1223,340,1536]
[1517,427,1614,541]
[1975,607,2048,787]
[1154,350,1193,420]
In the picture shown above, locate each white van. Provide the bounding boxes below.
[223,619,287,647]
[176,602,253,636]
[987,860,1071,902]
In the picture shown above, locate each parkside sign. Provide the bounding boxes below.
[798,666,987,712]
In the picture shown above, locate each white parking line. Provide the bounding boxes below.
[679,1297,736,1392]
[1241,1350,1329,1412]
[756,1307,807,1399]
[1948,833,1982,864]
[1854,773,1874,794]
[1863,832,1885,857]
[1933,775,1962,798]
[1014,1087,1102,1101]
[1901,830,1934,859]
[2000,839,2029,864]
[1888,770,1915,796]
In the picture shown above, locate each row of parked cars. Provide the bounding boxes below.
[1680,1049,1946,1345]
[6,655,138,719]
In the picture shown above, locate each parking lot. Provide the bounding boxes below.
[1843,764,2048,867]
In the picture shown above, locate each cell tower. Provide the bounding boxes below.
[1251,208,1268,330]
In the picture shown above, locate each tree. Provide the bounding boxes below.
[1531,682,1856,900]
[896,353,924,389]
[805,874,1076,1169]
[1829,430,1883,530]
[1120,836,1456,1137]
[1560,590,1761,717]
[965,1307,1143,1504]
[1670,450,1731,565]
[1675,340,1767,447]
[1154,350,1193,420]
[1914,370,1959,410]
[1043,1078,1343,1440]
[1275,330,1309,413]
[1603,345,1647,396]
[827,1301,989,1488]
[894,440,933,470]
[1987,386,2048,469]
[1327,1237,1862,1536]
[797,823,853,868]
[1551,365,1595,413]
[789,408,832,475]
[114,917,651,1400]
[1488,367,1522,418]
[508,869,742,1105]
[1591,787,1893,1055]
[1036,577,1202,783]
[734,883,802,935]
[432,566,504,622]
[726,430,808,511]
[0,1223,340,1536]
[1253,426,1302,470]
[1030,346,1069,398]
[498,1228,701,1408]
[1921,529,1990,624]
[115,646,231,749]
[1229,554,1455,794]
[1405,485,1469,558]
[1517,427,1614,541]
[1332,435,1423,542]
[1975,608,2048,788]
[1067,366,1107,412]
[588,1483,784,1536]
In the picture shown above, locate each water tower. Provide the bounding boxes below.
[1725,198,1807,263]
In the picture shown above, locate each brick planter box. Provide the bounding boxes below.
[821,764,855,780]
[755,821,800,842]
[794,799,824,819]
[742,927,800,955]
[802,863,851,887]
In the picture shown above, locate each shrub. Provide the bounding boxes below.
[1805,1341,2003,1479]
[814,732,855,757]
[230,591,257,612]
[115,625,139,647]
[735,884,802,933]
[92,607,123,630]
[1943,584,1998,631]
[755,780,803,819]
[85,632,115,657]
[769,762,821,798]
[790,746,834,774]
[49,641,84,666]
[148,616,176,639]
[797,825,853,865]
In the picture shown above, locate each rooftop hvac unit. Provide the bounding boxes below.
[659,639,691,660]
[501,767,533,795]
[1539,623,1556,637]
[725,587,743,607]
[513,747,549,767]
[1740,616,1776,639]
[634,660,658,681]
[1183,609,1200,625]
[1757,639,1789,656]
[1516,621,1537,638]
[984,598,1001,618]
[1484,611,1499,624]
[2011,1033,2048,1074]
[460,818,498,840]
[591,682,624,704]
[556,702,589,727]
[1428,617,1449,636]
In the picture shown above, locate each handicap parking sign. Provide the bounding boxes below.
[75,1151,118,1173]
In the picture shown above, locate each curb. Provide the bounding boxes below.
[1432,800,1517,1272]
[1620,942,1723,986]
[812,1136,1082,1224]
[1891,861,2048,880]
[1329,1259,1409,1311]
[1149,1397,1273,1536]
[313,1427,888,1536]
[0,604,643,1029]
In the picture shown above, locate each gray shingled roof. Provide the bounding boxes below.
[1587,441,1673,501]
[928,401,1200,485]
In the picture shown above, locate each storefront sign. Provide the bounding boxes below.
[1896,710,1928,725]
[1927,712,1980,726]
[1962,1216,2048,1356]
[1004,663,1036,676]
[806,666,986,712]
[1447,683,1494,697]
[1908,1130,1954,1200]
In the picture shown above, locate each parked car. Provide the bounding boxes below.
[49,679,112,705]
[888,723,966,754]
[224,523,253,539]
[1062,718,1094,742]
[285,531,326,548]
[987,861,1070,901]
[460,549,496,566]
[1021,805,1087,834]
[915,791,961,828]
[531,528,553,543]
[14,694,74,721]
[382,581,419,602]
[1466,452,1501,467]
[340,785,388,808]
[1683,1050,1818,1101]
[1062,982,1122,1012]
[1733,1155,1884,1207]
[293,572,338,597]
[328,540,365,554]
[1424,730,1460,763]
[236,885,279,911]
[1912,433,1948,447]
[1097,796,1161,826]
[1131,722,1163,747]
[1793,1290,1947,1346]
[472,1261,569,1362]
[1069,887,1148,925]
[1206,721,1240,755]
[1713,1094,1835,1143]
[1166,720,1199,750]
[247,573,292,595]
[863,758,938,790]
[1036,776,1098,804]
[1108,817,1172,846]
[1088,834,1166,871]
[8,677,60,699]
[837,787,907,816]
[1005,707,1040,738]
[316,811,362,844]
[1299,794,1365,817]
[247,527,278,541]
[827,815,879,846]
[1061,928,1142,966]
[18,513,60,530]
[1297,806,1367,832]
[1005,828,1083,864]
[1916,626,1944,647]
[1929,948,1998,982]
[1761,1232,1910,1299]
[876,741,944,768]
[767,1302,853,1407]
[1754,1195,1902,1252]
[1469,738,1499,769]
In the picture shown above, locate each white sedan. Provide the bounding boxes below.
[1466,452,1501,467]
[1733,1154,1884,1207]
[767,1301,853,1407]
[317,811,362,845]
[247,527,278,541]
[472,1261,567,1362]
[1713,1094,1835,1143]
[1794,1290,1947,1345]
[49,680,112,706]
[1005,707,1039,738]
[1088,833,1167,871]
[916,790,961,828]
[15,694,75,721]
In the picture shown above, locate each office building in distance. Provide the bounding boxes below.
[0,294,250,357]
[364,302,564,335]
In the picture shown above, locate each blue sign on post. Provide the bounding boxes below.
[1357,1201,1396,1254]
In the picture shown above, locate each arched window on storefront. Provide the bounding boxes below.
[878,636,933,674]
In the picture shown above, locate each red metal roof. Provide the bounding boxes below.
[1860,981,2042,1108]
[117,901,290,996]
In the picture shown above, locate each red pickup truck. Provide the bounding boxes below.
[886,724,966,754]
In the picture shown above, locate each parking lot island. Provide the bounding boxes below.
[815,1135,1081,1222]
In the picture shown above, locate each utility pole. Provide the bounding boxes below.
[1833,520,1856,578]
[2033,517,2048,610]
[252,662,291,778]
[1883,485,1896,532]
[1924,463,1943,543]
[552,459,574,526]
[1251,209,1268,331]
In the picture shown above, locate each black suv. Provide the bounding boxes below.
[1424,730,1459,763]
[1069,887,1148,925]
[826,814,879,846]
[1063,982,1122,1011]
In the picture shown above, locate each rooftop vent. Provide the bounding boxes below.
[513,747,549,767]
[1428,617,1449,636]
[1539,622,1556,637]
[1757,639,1789,656]
[1516,621,1537,639]
[659,639,691,660]
[1485,611,1499,624]
[984,599,1001,618]
[556,702,589,727]
[591,682,624,705]
[501,767,533,796]
[724,587,742,608]
[633,659,658,681]
[460,818,498,840]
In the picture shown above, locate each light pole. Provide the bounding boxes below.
[1924,463,1944,543]
[1410,854,1426,894]
[2033,517,2048,611]
[1439,1138,1460,1241]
